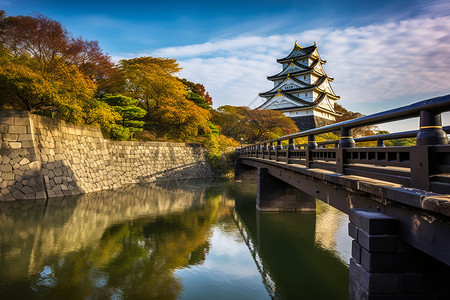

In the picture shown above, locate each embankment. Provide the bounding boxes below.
[0,110,213,201]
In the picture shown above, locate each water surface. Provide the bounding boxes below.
[0,180,351,299]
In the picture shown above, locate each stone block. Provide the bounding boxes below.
[18,134,33,141]
[0,125,8,133]
[18,158,30,166]
[357,230,398,253]
[352,240,362,264]
[0,164,12,172]
[0,117,14,125]
[11,189,26,200]
[35,191,46,199]
[8,125,27,134]
[29,161,40,170]
[359,247,433,273]
[13,117,30,126]
[349,222,359,240]
[2,133,18,141]
[9,141,22,149]
[349,209,397,235]
[350,258,400,294]
[20,186,33,194]
[2,172,14,180]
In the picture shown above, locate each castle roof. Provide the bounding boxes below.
[257,90,340,116]
[267,59,327,81]
[259,75,339,99]
[276,42,326,64]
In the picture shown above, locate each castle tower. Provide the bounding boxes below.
[257,42,340,131]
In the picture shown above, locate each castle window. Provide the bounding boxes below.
[305,93,308,97]
[304,76,306,80]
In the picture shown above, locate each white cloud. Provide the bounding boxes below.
[148,15,450,117]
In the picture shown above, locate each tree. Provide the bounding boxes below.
[149,97,211,140]
[0,11,121,126]
[0,51,99,124]
[212,106,249,140]
[244,108,298,143]
[334,103,378,137]
[0,11,115,93]
[117,57,186,118]
[179,78,213,109]
[213,106,298,143]
[100,94,146,140]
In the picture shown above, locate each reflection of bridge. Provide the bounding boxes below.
[236,95,450,299]
[231,209,277,299]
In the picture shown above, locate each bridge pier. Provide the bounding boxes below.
[349,209,450,299]
[235,158,257,181]
[256,168,316,212]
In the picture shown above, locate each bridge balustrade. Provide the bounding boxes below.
[237,94,450,194]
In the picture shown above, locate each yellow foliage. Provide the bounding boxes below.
[151,97,211,140]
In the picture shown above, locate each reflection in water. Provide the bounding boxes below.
[0,180,350,299]
[315,201,352,265]
[232,182,350,300]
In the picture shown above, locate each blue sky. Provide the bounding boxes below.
[4,0,450,131]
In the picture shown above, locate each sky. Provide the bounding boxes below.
[4,0,450,132]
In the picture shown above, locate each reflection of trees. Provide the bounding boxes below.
[0,183,230,299]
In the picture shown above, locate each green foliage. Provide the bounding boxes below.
[205,134,239,177]
[101,123,131,141]
[179,78,213,109]
[99,94,146,139]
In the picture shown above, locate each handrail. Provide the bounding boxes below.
[257,94,450,144]
[237,94,450,193]
[292,126,450,148]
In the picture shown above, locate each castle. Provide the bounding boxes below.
[258,42,340,131]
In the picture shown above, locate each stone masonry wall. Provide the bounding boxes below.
[0,110,213,201]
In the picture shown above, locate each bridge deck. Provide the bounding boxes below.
[238,157,450,265]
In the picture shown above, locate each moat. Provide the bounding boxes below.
[0,180,351,299]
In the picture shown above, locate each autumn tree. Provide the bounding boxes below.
[149,97,211,140]
[0,11,119,125]
[117,57,186,118]
[334,103,377,137]
[0,11,116,94]
[213,106,298,143]
[179,78,213,109]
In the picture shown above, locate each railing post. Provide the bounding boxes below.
[288,138,295,150]
[338,127,355,148]
[276,140,282,161]
[337,128,355,174]
[268,142,275,160]
[411,111,447,191]
[287,138,295,164]
[305,134,316,168]
[307,134,317,150]
[416,111,448,145]
[276,140,283,150]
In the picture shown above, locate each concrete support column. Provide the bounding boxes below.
[348,209,450,299]
[235,159,257,181]
[256,168,316,212]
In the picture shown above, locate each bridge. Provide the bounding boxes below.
[235,94,450,299]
